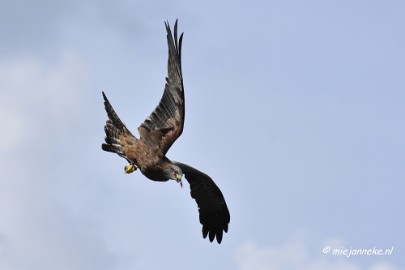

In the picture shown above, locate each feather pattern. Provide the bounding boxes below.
[102,92,136,162]
[140,20,185,155]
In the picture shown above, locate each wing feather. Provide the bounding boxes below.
[140,20,184,155]
[101,92,137,163]
[174,162,230,244]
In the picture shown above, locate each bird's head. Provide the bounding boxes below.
[167,164,183,182]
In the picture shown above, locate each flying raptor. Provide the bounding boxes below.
[101,20,230,243]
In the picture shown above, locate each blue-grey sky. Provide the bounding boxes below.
[1,1,404,269]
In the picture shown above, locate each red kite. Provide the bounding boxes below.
[101,20,230,243]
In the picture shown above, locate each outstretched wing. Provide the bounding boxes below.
[102,92,137,163]
[174,162,230,244]
[139,20,184,155]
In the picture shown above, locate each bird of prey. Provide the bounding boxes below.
[101,20,230,243]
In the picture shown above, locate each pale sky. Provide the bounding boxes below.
[0,1,404,269]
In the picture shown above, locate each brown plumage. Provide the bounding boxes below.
[101,20,230,243]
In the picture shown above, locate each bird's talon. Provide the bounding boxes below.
[124,164,137,174]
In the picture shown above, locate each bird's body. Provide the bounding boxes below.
[101,20,230,243]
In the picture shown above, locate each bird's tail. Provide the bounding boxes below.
[101,92,134,160]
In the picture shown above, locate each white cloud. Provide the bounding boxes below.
[235,236,308,270]
[370,262,403,270]
[235,235,401,270]
[370,262,400,270]
[0,53,107,270]
[0,110,24,152]
[0,52,87,152]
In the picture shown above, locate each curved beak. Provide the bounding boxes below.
[174,172,182,181]
[173,172,183,188]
